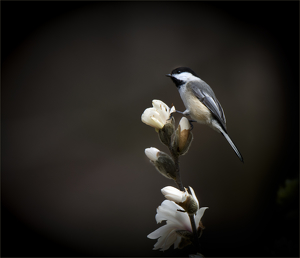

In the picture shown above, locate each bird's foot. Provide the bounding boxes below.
[188,119,196,130]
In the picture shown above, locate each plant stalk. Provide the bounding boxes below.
[169,145,200,252]
[170,149,184,191]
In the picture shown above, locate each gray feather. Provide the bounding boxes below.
[219,126,244,163]
[188,81,227,132]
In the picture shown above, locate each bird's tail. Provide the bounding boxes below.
[219,128,244,163]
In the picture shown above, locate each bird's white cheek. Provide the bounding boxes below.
[174,72,199,82]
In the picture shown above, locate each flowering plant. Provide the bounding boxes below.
[142,100,208,256]
[147,199,208,251]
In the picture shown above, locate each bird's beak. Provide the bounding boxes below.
[166,74,172,77]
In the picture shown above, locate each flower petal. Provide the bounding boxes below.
[189,186,199,209]
[194,207,208,227]
[150,116,164,129]
[160,199,181,212]
[147,224,170,239]
[152,225,174,250]
[148,200,198,252]
[152,99,170,122]
[145,147,160,161]
[141,108,164,129]
[160,229,177,251]
[161,186,188,203]
[170,106,176,114]
[156,201,191,231]
[179,117,191,131]
[156,205,176,224]
[167,220,191,233]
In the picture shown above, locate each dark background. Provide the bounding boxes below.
[1,1,299,257]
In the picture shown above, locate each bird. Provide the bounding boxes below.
[166,67,243,162]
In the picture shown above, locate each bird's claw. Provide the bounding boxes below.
[188,119,196,130]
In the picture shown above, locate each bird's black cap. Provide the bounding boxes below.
[166,67,199,88]
[170,67,198,77]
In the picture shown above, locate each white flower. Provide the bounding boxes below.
[152,100,175,122]
[141,108,164,129]
[145,147,160,162]
[141,100,175,129]
[147,200,208,251]
[161,186,189,203]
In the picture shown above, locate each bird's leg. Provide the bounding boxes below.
[176,109,190,116]
[175,110,195,129]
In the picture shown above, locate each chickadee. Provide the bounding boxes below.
[166,67,243,162]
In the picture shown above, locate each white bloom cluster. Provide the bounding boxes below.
[142,99,207,254]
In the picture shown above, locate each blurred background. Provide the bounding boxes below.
[1,1,298,257]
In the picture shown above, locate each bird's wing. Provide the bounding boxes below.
[189,81,227,132]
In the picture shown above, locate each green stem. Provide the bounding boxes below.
[189,215,201,250]
[169,145,200,252]
[171,152,184,191]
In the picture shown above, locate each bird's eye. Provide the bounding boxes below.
[177,70,181,74]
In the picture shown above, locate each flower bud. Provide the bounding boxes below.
[172,117,193,156]
[145,148,176,180]
[182,193,199,215]
[161,186,199,215]
[158,116,175,146]
[186,186,200,215]
[161,186,188,203]
[145,147,160,161]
